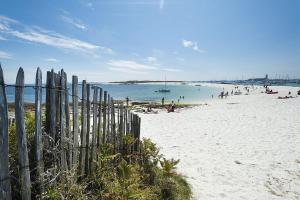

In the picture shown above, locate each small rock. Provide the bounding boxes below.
[234,160,242,164]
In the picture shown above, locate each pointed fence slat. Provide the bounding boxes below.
[79,80,87,176]
[85,84,91,175]
[97,88,103,147]
[34,67,44,194]
[60,70,67,170]
[15,68,31,200]
[55,72,61,143]
[90,87,98,174]
[0,65,12,200]
[72,76,79,168]
[102,91,107,144]
[63,72,71,169]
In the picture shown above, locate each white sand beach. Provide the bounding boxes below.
[140,84,300,200]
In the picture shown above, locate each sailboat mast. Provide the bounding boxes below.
[165,74,166,90]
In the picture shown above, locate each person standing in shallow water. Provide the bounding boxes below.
[162,97,165,106]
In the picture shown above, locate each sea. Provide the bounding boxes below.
[5,83,222,104]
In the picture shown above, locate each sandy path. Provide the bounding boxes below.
[140,85,300,200]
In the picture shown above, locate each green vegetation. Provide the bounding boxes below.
[8,113,192,200]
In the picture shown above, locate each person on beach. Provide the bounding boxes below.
[162,97,165,106]
[225,91,229,98]
[231,90,233,95]
[126,96,129,106]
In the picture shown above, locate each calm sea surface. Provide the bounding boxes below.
[5,83,222,103]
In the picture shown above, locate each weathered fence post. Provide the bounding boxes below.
[45,71,50,133]
[55,72,61,144]
[102,91,107,144]
[79,80,87,176]
[107,94,111,143]
[72,76,79,168]
[34,67,44,194]
[0,65,12,200]
[49,70,57,174]
[90,87,98,174]
[63,72,71,169]
[97,88,103,147]
[119,103,124,153]
[15,68,31,200]
[85,84,91,175]
[60,70,67,170]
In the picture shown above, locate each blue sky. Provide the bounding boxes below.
[0,0,299,83]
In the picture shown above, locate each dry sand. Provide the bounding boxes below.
[139,84,300,200]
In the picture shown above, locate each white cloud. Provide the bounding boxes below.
[60,15,87,30]
[176,57,185,61]
[162,68,182,72]
[107,59,181,74]
[0,35,6,40]
[107,60,158,71]
[160,0,165,10]
[0,15,113,55]
[182,39,205,53]
[0,50,12,59]
[108,67,147,74]
[182,40,194,48]
[45,58,59,62]
[147,56,157,63]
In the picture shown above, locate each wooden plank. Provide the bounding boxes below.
[55,72,61,143]
[107,94,110,143]
[49,70,57,173]
[0,65,12,200]
[97,88,103,147]
[111,98,116,152]
[60,70,67,170]
[15,68,31,200]
[79,80,87,176]
[64,72,71,169]
[49,70,56,143]
[85,84,90,175]
[119,103,124,153]
[45,71,50,133]
[35,67,44,194]
[72,76,79,168]
[102,91,107,144]
[90,87,98,174]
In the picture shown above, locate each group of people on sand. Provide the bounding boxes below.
[218,91,229,99]
[278,91,299,99]
[161,96,185,112]
[166,101,176,113]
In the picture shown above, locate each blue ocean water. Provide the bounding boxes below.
[5,83,222,103]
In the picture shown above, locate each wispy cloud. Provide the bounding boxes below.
[0,15,113,55]
[0,50,12,59]
[147,56,157,64]
[0,35,6,40]
[107,59,181,74]
[60,14,87,30]
[162,68,182,72]
[107,60,158,71]
[45,58,59,62]
[159,0,165,10]
[182,39,205,53]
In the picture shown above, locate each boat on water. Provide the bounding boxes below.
[155,76,171,93]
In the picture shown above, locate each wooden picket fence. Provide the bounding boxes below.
[0,66,141,200]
